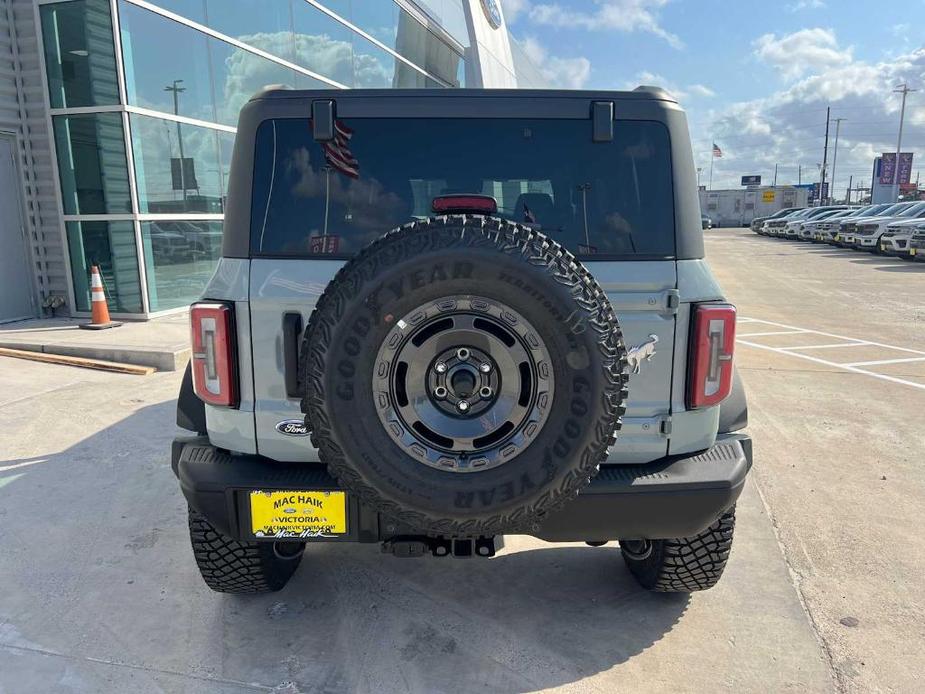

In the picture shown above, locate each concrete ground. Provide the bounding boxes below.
[0,312,190,372]
[0,228,921,693]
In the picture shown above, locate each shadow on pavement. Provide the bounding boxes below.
[0,400,689,693]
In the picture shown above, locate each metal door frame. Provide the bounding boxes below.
[0,130,40,323]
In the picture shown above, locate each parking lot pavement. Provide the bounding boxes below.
[707,228,925,694]
[0,360,834,692]
[5,228,923,693]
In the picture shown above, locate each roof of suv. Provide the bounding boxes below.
[250,86,681,104]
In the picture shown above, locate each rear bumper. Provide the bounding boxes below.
[172,433,752,543]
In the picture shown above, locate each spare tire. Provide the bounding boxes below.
[300,216,628,536]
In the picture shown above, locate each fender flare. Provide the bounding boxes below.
[176,362,207,434]
[718,366,748,433]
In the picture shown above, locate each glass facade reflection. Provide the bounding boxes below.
[41,0,120,108]
[38,0,518,316]
[66,221,143,313]
[141,221,223,311]
[53,113,132,215]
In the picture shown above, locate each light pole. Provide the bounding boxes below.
[164,79,187,204]
[830,117,845,203]
[891,83,917,202]
[697,167,703,187]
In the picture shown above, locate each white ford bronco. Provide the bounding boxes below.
[172,88,751,594]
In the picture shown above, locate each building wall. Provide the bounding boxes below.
[0,0,69,314]
[7,0,543,319]
[700,187,809,227]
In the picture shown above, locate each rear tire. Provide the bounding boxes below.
[620,508,736,593]
[188,507,303,594]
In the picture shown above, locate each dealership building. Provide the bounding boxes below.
[0,0,546,321]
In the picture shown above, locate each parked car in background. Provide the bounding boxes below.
[764,208,815,236]
[909,225,925,262]
[817,204,892,243]
[795,207,860,241]
[751,207,803,234]
[851,201,925,252]
[878,218,925,259]
[702,214,713,229]
[781,206,851,239]
[835,202,914,247]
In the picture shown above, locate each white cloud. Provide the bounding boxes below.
[528,0,682,49]
[753,28,852,81]
[500,0,531,24]
[687,84,717,98]
[786,0,826,10]
[624,71,715,101]
[695,46,925,192]
[521,36,591,89]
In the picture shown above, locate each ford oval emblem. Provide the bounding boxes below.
[276,419,309,437]
[480,0,503,29]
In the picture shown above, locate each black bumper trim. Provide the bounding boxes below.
[172,434,752,542]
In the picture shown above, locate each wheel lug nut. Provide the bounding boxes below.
[434,386,448,400]
[479,362,491,373]
[456,348,470,361]
[457,400,470,412]
[479,386,493,400]
[434,362,447,374]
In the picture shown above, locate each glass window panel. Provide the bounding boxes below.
[411,0,469,48]
[348,1,398,48]
[313,0,351,22]
[66,221,142,313]
[53,113,132,215]
[147,0,206,23]
[130,113,224,214]
[119,2,216,123]
[40,0,119,108]
[353,35,398,88]
[394,9,462,86]
[251,118,676,258]
[211,41,304,125]
[141,221,223,311]
[292,3,357,86]
[204,0,294,60]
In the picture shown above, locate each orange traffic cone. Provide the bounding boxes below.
[79,265,122,330]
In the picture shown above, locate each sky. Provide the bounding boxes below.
[500,0,925,194]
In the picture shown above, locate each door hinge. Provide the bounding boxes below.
[658,416,672,436]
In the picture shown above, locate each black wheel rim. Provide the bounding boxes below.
[373,295,554,472]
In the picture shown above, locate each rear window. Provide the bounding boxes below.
[250,117,675,259]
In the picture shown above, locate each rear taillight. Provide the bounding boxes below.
[190,302,238,407]
[688,303,736,409]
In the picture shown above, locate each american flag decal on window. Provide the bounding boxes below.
[324,121,359,178]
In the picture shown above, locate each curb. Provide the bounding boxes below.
[0,341,190,372]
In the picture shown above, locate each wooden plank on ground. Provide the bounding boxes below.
[0,347,156,376]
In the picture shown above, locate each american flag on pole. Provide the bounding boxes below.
[712,143,723,158]
[324,120,359,178]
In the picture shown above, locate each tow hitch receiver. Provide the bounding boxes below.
[382,535,504,558]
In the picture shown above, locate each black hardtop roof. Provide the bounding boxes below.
[249,86,679,104]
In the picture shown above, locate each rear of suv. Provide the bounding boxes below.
[172,89,751,595]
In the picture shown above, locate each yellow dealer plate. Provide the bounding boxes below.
[911,248,917,256]
[835,235,841,241]
[249,490,347,538]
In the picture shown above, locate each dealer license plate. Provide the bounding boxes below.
[249,490,347,538]
[835,235,841,242]
[911,248,917,256]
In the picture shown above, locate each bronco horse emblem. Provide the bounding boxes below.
[626,334,659,374]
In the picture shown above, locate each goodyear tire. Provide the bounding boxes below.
[620,508,736,593]
[300,216,628,537]
[188,507,303,594]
